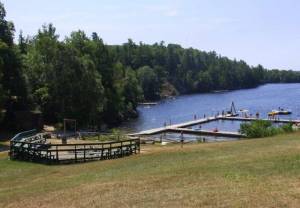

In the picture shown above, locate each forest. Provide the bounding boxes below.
[1,2,300,130]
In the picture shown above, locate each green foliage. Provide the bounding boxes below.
[240,121,294,138]
[281,123,294,133]
[22,25,143,127]
[137,66,160,100]
[24,28,106,126]
[0,2,29,129]
[0,51,3,102]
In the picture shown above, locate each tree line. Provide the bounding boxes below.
[1,2,300,129]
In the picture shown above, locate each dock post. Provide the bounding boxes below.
[84,145,86,162]
[75,145,77,162]
[56,146,59,162]
[9,140,13,160]
[180,132,184,148]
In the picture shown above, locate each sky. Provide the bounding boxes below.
[2,0,300,70]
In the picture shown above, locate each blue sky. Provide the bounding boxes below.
[2,0,300,70]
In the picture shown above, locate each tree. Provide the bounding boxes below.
[0,2,28,128]
[196,71,213,92]
[0,56,3,120]
[123,67,142,113]
[137,66,160,101]
[24,24,60,122]
[18,30,29,54]
[25,28,106,127]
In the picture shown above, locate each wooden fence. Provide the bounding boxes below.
[10,130,140,164]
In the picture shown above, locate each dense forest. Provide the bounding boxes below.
[1,2,300,130]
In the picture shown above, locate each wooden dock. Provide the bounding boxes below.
[169,128,244,138]
[131,114,300,138]
[130,116,219,136]
[222,117,300,123]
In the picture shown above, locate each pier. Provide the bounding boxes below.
[131,114,300,138]
[130,116,220,136]
[222,116,300,123]
[169,128,244,138]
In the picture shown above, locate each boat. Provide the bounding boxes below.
[225,102,239,117]
[238,109,250,118]
[268,109,292,116]
[277,110,292,115]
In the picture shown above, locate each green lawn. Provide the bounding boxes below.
[1,132,300,207]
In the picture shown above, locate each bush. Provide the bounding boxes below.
[240,120,293,138]
[281,123,293,133]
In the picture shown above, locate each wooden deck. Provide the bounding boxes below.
[10,134,140,164]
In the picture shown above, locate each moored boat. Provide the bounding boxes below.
[268,109,292,116]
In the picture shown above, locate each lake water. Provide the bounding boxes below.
[122,84,300,135]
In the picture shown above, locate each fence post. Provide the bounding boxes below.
[56,146,59,162]
[109,143,112,159]
[84,145,86,162]
[138,138,141,153]
[129,140,132,154]
[75,145,77,162]
[9,141,13,160]
[121,141,123,157]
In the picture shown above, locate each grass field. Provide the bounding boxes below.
[1,132,300,207]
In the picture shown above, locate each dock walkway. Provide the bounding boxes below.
[222,117,300,123]
[131,114,300,138]
[130,116,219,136]
[169,128,244,138]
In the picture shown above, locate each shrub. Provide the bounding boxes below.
[240,120,293,138]
[281,123,293,133]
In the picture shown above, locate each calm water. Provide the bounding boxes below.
[122,84,300,133]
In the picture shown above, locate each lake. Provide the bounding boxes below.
[122,84,300,135]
